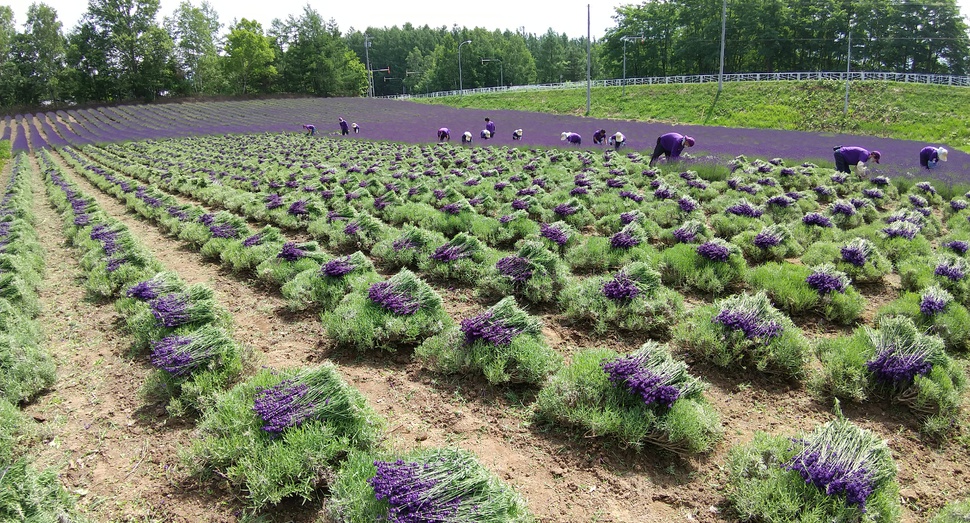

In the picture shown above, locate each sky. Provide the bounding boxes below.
[9,0,628,39]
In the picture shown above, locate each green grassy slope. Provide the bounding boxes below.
[418,80,970,152]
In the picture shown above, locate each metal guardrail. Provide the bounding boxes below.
[386,71,970,99]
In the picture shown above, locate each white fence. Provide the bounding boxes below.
[386,71,970,99]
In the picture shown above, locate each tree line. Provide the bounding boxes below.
[1,0,968,111]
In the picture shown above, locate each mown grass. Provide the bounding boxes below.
[419,80,970,152]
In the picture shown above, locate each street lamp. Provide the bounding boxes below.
[620,35,642,96]
[458,39,472,95]
[481,58,503,88]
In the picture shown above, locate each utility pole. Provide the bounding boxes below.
[364,34,373,97]
[719,0,726,92]
[620,35,643,96]
[458,40,472,95]
[585,3,591,116]
[844,29,852,116]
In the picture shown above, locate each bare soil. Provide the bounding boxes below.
[13,147,970,523]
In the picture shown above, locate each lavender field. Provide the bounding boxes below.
[1,97,969,523]
[5,97,970,186]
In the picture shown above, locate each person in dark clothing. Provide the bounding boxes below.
[303,124,315,136]
[833,146,879,177]
[438,127,451,141]
[592,129,607,145]
[512,129,523,140]
[339,117,350,135]
[485,117,496,137]
[648,133,694,166]
[919,146,947,169]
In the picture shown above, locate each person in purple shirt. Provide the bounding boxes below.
[303,124,315,136]
[919,146,948,169]
[352,122,360,133]
[561,132,582,145]
[833,146,880,176]
[649,132,694,166]
[485,117,496,137]
[438,127,451,141]
[592,129,607,145]
[339,117,350,135]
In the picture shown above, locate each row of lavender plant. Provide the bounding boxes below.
[0,153,86,522]
[0,153,55,404]
[36,148,244,418]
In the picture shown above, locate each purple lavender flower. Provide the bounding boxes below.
[697,241,731,262]
[368,281,420,315]
[813,186,834,197]
[540,223,568,246]
[569,186,589,196]
[803,213,833,228]
[618,190,644,202]
[602,357,679,408]
[950,199,968,211]
[460,311,521,346]
[620,211,641,225]
[866,349,932,385]
[654,186,675,200]
[673,225,697,244]
[831,201,856,216]
[277,242,306,261]
[806,269,848,295]
[610,231,641,249]
[252,379,317,433]
[149,293,189,327]
[209,223,238,239]
[767,195,795,208]
[496,256,534,284]
[840,243,868,267]
[943,240,969,254]
[830,173,849,184]
[909,194,929,208]
[726,201,763,218]
[429,242,471,262]
[935,261,965,281]
[106,257,127,272]
[511,199,529,211]
[439,202,463,215]
[871,176,890,186]
[916,181,936,195]
[687,179,708,189]
[713,309,782,340]
[601,273,640,302]
[678,196,698,213]
[149,334,196,376]
[862,188,884,200]
[882,222,919,240]
[754,230,782,249]
[368,458,461,521]
[322,256,356,277]
[920,286,951,316]
[287,200,309,216]
[554,203,577,217]
[606,178,626,188]
[243,232,264,247]
[198,213,215,226]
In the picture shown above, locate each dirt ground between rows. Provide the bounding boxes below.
[11,147,970,523]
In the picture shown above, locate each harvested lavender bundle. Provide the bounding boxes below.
[713,292,784,341]
[919,285,952,316]
[805,264,850,295]
[784,418,895,512]
[864,317,943,387]
[460,297,541,347]
[252,365,356,434]
[697,239,734,262]
[602,341,703,408]
[150,324,232,377]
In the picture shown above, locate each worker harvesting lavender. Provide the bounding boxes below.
[649,133,694,166]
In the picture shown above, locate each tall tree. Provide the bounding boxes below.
[273,7,366,96]
[12,3,66,104]
[0,6,20,106]
[164,0,222,94]
[223,18,276,94]
[74,0,174,100]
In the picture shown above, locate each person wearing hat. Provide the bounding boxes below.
[512,129,523,141]
[592,129,607,145]
[462,131,473,144]
[609,131,626,151]
[339,117,350,135]
[920,146,948,169]
[833,146,880,177]
[480,129,491,140]
[485,117,496,137]
[352,122,360,134]
[437,127,451,141]
[649,132,694,166]
[561,132,582,145]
